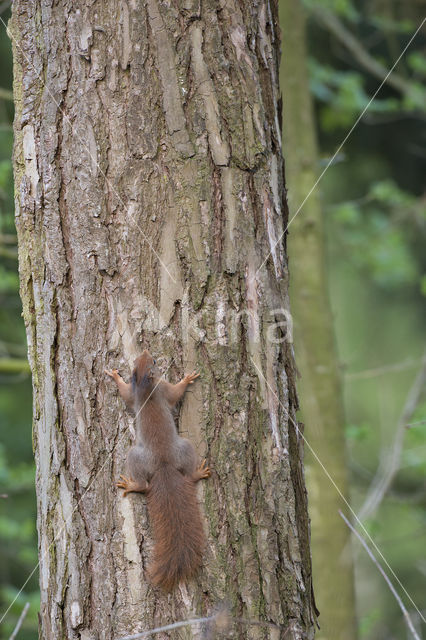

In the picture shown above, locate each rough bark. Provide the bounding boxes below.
[279,1,357,639]
[11,1,315,638]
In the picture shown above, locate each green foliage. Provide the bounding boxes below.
[368,15,415,34]
[330,179,424,290]
[402,401,426,476]
[0,440,38,640]
[0,158,12,192]
[345,422,371,442]
[0,264,19,293]
[0,587,40,640]
[306,3,426,639]
[369,179,415,207]
[309,60,401,130]
[303,0,360,21]
[0,444,34,491]
[0,158,13,218]
[407,52,426,77]
[359,607,381,638]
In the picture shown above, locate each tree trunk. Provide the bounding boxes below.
[11,1,315,638]
[279,1,357,639]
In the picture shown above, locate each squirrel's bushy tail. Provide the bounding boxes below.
[147,463,205,591]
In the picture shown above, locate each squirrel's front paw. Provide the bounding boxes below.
[184,371,200,385]
[105,368,120,380]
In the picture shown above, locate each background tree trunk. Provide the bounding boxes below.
[11,1,316,638]
[279,1,357,639]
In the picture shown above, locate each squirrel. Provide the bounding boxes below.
[105,349,210,591]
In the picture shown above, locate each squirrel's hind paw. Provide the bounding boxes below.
[117,474,148,497]
[194,459,211,480]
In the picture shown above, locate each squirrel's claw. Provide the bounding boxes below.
[105,368,119,379]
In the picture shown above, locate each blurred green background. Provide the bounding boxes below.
[0,0,425,638]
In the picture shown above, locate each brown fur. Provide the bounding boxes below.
[147,463,205,590]
[107,349,210,591]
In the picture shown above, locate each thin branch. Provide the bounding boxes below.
[116,612,286,640]
[0,1,11,16]
[0,233,17,245]
[363,111,426,125]
[250,357,425,623]
[8,602,30,640]
[0,86,13,102]
[405,419,426,429]
[0,358,31,374]
[117,616,214,639]
[345,358,423,380]
[340,511,421,640]
[358,352,426,521]
[0,246,18,260]
[312,7,424,104]
[0,340,27,358]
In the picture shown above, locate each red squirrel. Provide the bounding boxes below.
[105,349,210,591]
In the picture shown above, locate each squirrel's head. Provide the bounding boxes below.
[132,349,158,391]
